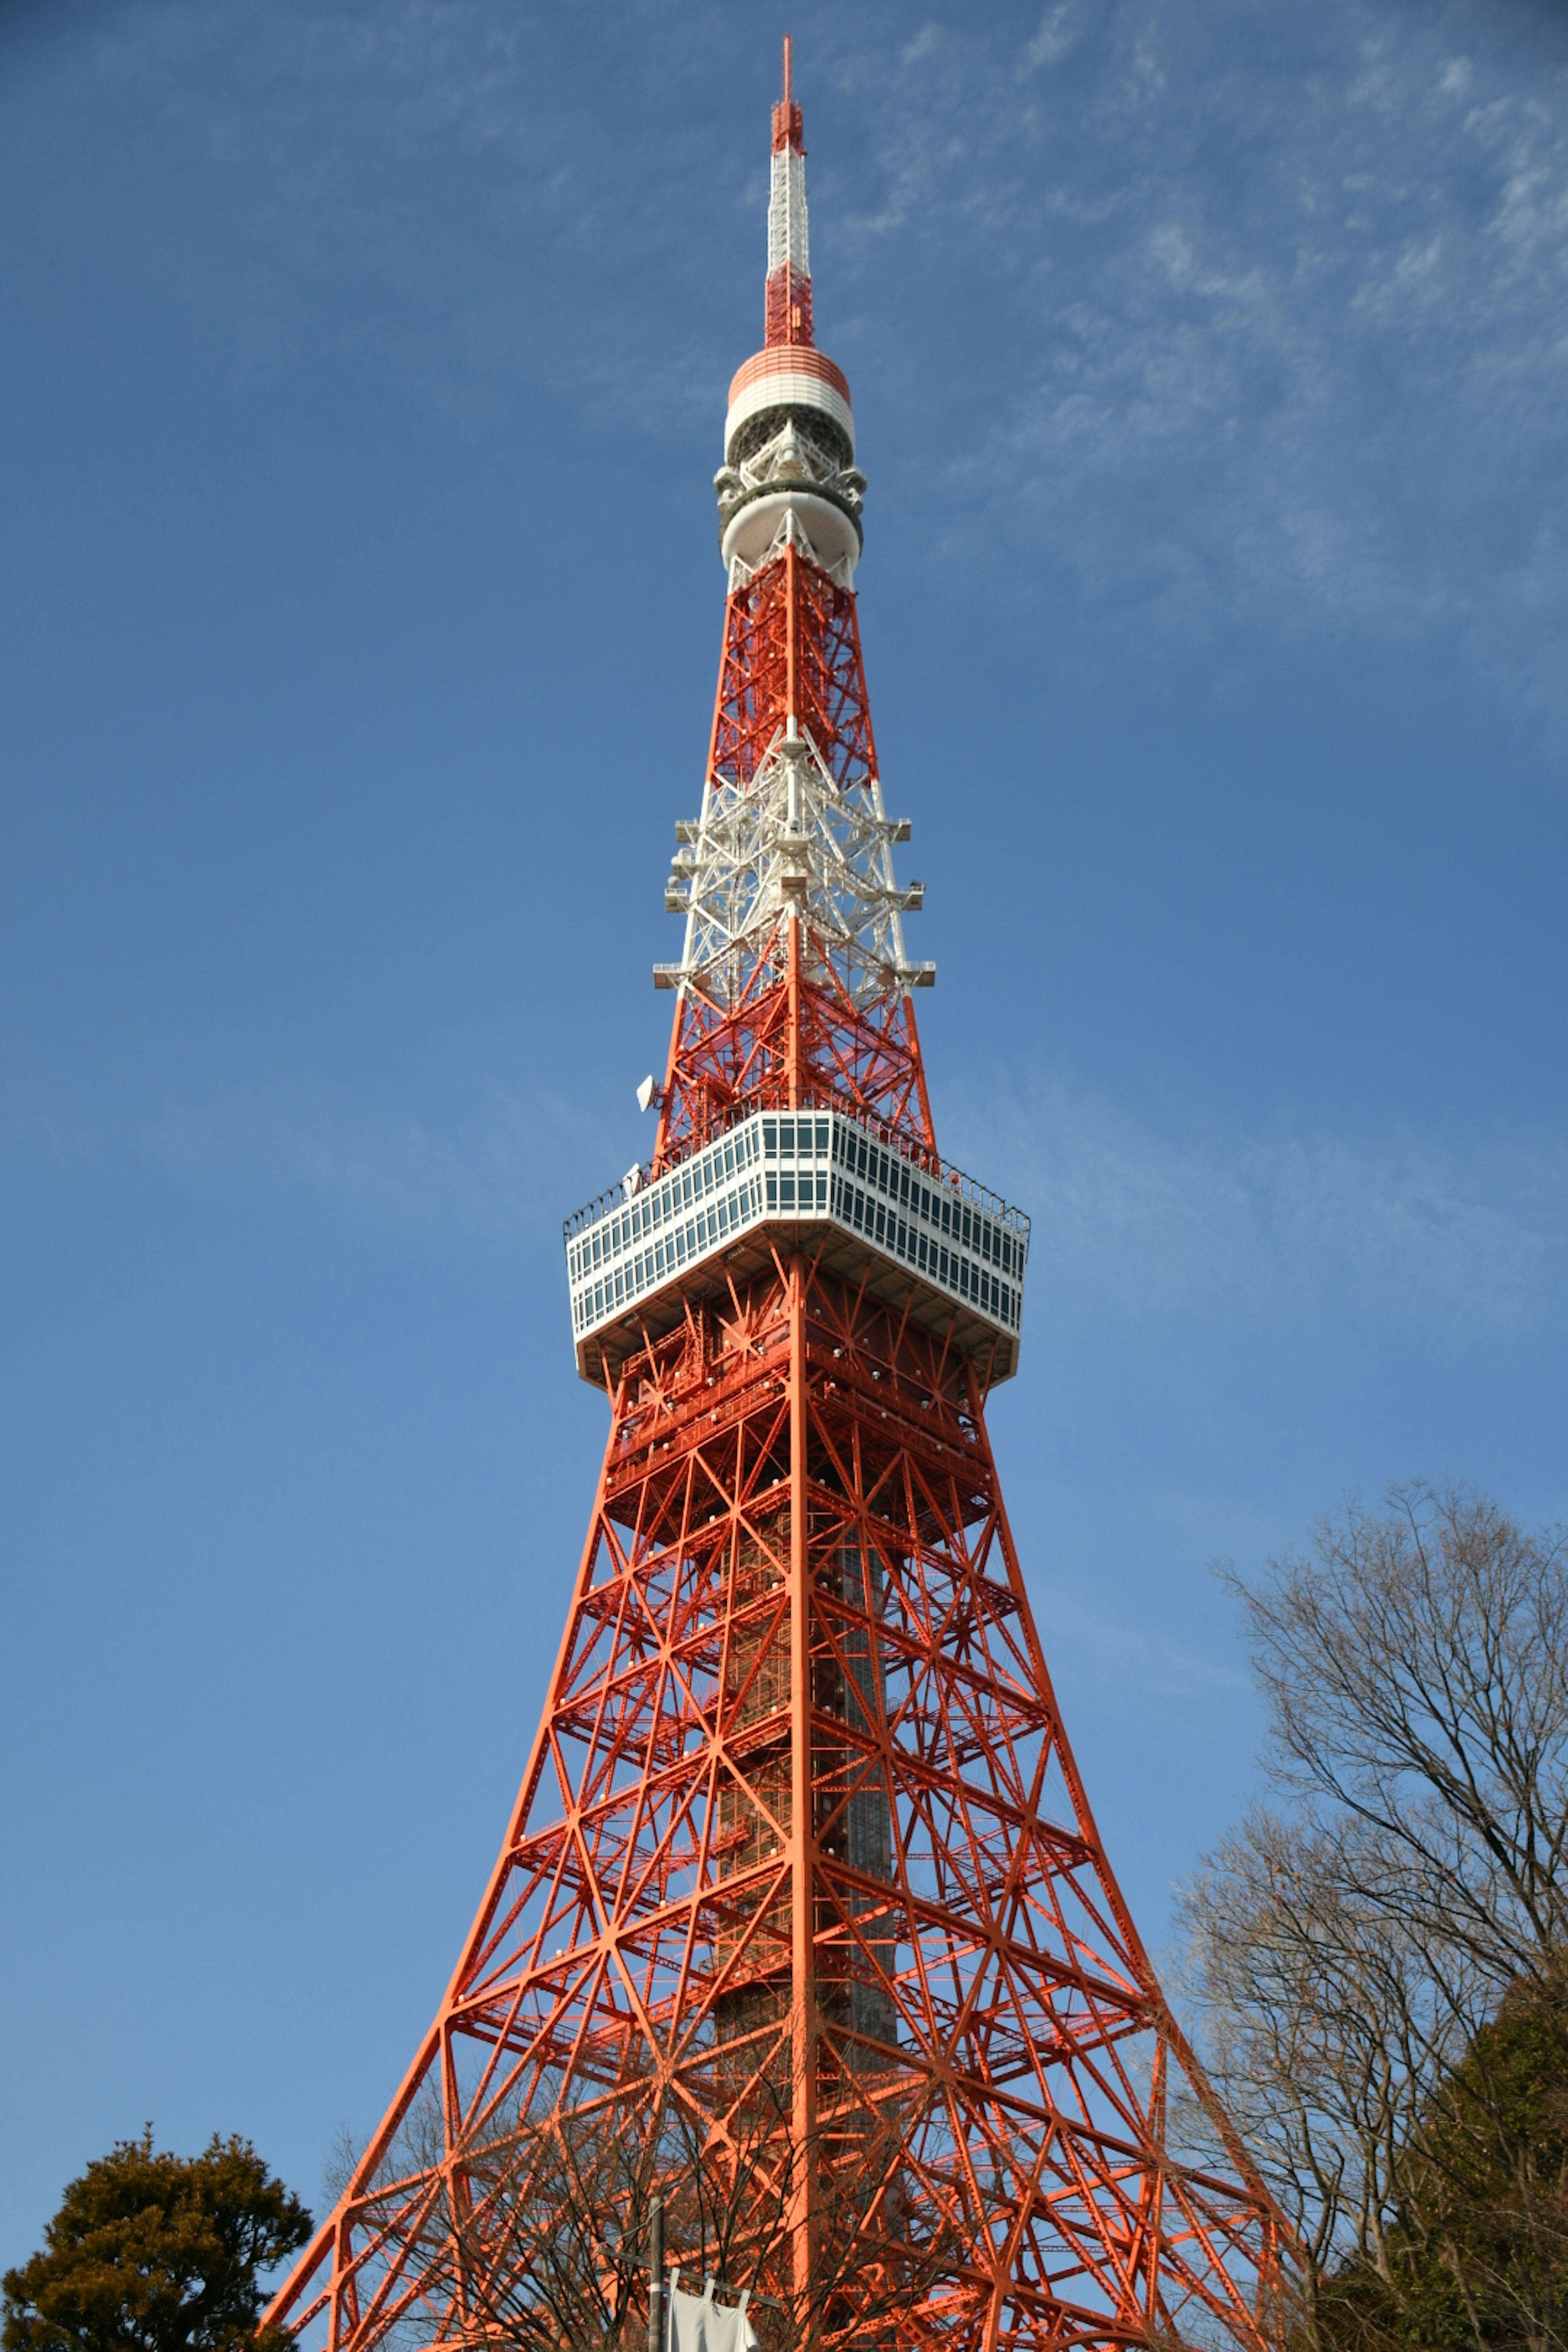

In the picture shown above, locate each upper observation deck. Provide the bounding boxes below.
[564,1107,1029,1390]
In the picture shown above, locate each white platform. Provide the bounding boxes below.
[564,1106,1029,1388]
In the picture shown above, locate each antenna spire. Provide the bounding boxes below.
[765,35,811,345]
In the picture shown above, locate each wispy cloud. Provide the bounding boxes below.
[11,0,1568,704]
[2,1076,623,1249]
[11,1056,1564,1342]
[1030,1587,1252,1697]
[943,1071,1568,1334]
[841,1,1568,711]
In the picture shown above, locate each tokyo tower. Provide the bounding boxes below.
[265,44,1284,2352]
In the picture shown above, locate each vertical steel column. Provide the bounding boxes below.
[647,2193,664,2352]
[787,1255,815,2307]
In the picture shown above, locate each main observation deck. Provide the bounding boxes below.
[564,1107,1029,1389]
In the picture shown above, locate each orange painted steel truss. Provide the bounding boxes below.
[658,545,924,1171]
[657,917,932,1172]
[264,71,1284,2345]
[709,544,876,798]
[266,1258,1282,2352]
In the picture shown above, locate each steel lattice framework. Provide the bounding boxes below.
[657,535,929,1168]
[264,43,1286,2352]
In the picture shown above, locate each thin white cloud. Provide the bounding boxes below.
[1028,1588,1251,1697]
[1,1078,624,1249]
[835,1,1568,715]
[943,1072,1568,1335]
[11,1057,1560,1346]
[12,0,1568,711]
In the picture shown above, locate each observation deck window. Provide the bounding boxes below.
[565,1105,1029,1356]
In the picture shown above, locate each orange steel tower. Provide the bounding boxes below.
[265,43,1284,2352]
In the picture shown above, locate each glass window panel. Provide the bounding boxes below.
[781,1174,795,1207]
[764,1120,777,1157]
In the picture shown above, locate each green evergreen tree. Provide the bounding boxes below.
[3,2132,312,2352]
[1318,1971,1568,2352]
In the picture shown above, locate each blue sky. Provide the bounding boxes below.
[4,0,1568,2273]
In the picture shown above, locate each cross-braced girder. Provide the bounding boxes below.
[655,920,931,1169]
[656,536,933,1167]
[266,1257,1284,2352]
[263,49,1285,2352]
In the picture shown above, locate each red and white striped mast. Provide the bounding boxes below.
[654,36,934,1178]
[766,32,812,349]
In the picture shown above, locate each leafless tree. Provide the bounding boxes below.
[1173,1483,1568,2352]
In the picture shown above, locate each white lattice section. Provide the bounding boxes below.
[663,550,928,1006]
[767,145,809,280]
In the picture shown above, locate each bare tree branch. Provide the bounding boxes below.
[1174,1485,1568,2352]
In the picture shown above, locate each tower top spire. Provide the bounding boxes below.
[765,35,811,345]
[723,36,852,497]
[771,33,803,154]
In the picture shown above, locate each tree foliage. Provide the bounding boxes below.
[1173,1483,1568,2352]
[2,2132,312,2352]
[1321,1967,1568,2352]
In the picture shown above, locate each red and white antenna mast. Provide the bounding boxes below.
[766,34,812,347]
[657,39,922,1172]
[262,51,1288,2352]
